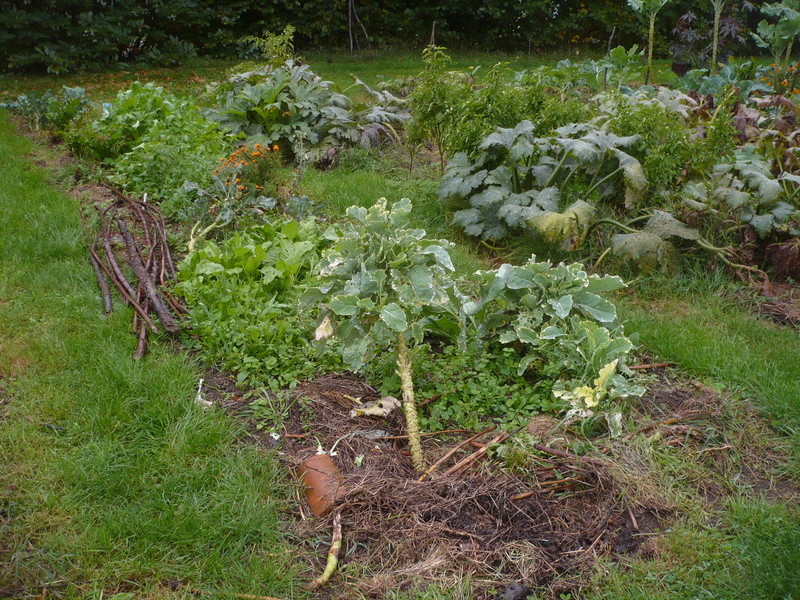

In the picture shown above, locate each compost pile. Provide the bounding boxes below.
[231,375,670,600]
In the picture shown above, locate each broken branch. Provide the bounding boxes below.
[418,426,496,482]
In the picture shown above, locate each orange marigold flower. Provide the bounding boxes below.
[782,79,790,86]
[793,88,800,94]
[273,144,279,151]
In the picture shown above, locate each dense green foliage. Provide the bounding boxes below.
[69,82,229,206]
[0,85,88,132]
[176,218,338,389]
[1,0,721,73]
[408,47,586,164]
[302,198,460,370]
[207,62,407,158]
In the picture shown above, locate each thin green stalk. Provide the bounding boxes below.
[395,331,425,471]
[585,167,622,198]
[544,150,571,187]
[577,217,639,249]
[646,14,656,84]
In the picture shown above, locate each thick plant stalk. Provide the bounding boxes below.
[307,511,342,589]
[395,332,425,471]
[711,1,724,74]
[646,14,656,84]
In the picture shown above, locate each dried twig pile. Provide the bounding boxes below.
[90,186,183,358]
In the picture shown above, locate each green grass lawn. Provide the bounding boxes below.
[0,48,679,101]
[0,114,305,599]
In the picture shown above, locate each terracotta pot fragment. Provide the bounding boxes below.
[298,453,345,516]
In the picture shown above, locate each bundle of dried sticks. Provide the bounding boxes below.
[89,186,183,358]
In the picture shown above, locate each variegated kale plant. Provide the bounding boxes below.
[465,256,644,433]
[302,198,461,471]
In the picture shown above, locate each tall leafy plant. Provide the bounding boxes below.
[627,0,674,84]
[755,1,800,62]
[710,0,726,72]
[303,199,460,471]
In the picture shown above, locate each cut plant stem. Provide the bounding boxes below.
[307,511,342,590]
[442,430,509,476]
[395,331,425,471]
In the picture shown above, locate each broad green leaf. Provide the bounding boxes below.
[193,259,226,276]
[575,293,618,323]
[329,295,360,316]
[585,275,625,293]
[419,244,455,271]
[548,294,574,318]
[380,302,408,332]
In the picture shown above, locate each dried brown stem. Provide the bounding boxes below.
[92,247,158,333]
[442,431,508,476]
[376,429,473,441]
[117,220,179,333]
[629,362,676,371]
[89,253,113,314]
[418,426,496,482]
[532,443,608,467]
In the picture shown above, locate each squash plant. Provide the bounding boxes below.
[440,120,646,245]
[302,199,461,471]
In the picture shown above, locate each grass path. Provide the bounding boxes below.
[0,115,303,599]
[619,278,800,465]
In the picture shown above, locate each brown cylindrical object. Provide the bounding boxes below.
[298,454,345,517]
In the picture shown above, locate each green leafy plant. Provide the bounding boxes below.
[70,82,227,163]
[239,25,297,67]
[207,62,353,157]
[366,342,553,431]
[176,218,336,390]
[678,61,772,100]
[752,1,800,64]
[604,96,695,190]
[1,86,88,133]
[627,0,674,84]
[466,256,644,430]
[302,198,461,471]
[681,146,800,238]
[582,45,645,92]
[181,171,278,251]
[408,48,585,170]
[440,120,646,245]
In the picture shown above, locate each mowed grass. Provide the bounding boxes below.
[618,272,800,456]
[0,48,677,102]
[0,114,304,598]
